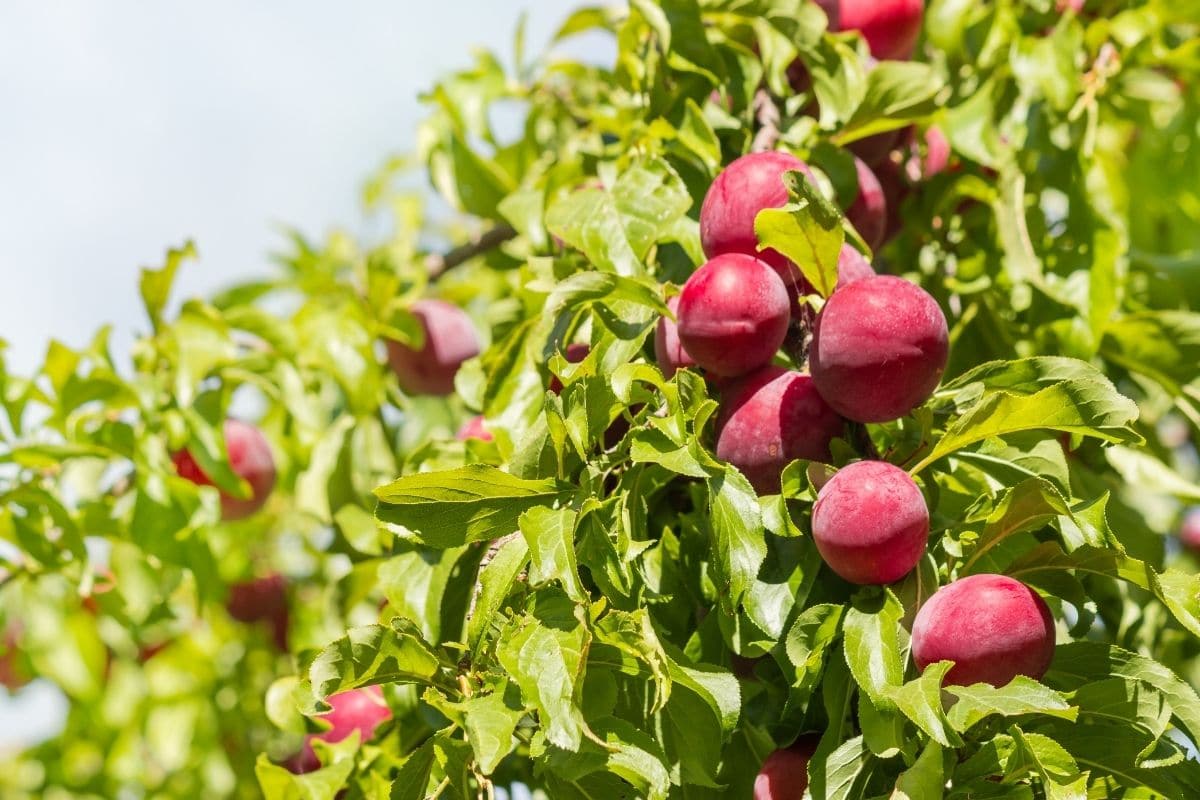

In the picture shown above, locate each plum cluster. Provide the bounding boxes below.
[661,145,950,575]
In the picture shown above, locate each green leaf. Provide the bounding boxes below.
[389,735,439,800]
[467,535,529,657]
[307,619,444,702]
[520,506,586,602]
[462,680,525,775]
[1008,728,1087,800]
[139,241,198,331]
[705,466,768,609]
[256,750,355,800]
[887,661,962,748]
[784,603,845,702]
[1007,541,1200,639]
[374,465,573,549]
[1047,641,1200,748]
[1101,311,1200,394]
[842,589,904,707]
[496,589,589,752]
[912,375,1141,473]
[893,741,944,800]
[837,61,942,144]
[945,677,1077,732]
[754,170,845,298]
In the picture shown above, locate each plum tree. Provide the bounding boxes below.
[1181,508,1200,553]
[911,574,1056,687]
[172,419,277,520]
[809,275,949,422]
[716,367,844,494]
[227,574,289,651]
[676,253,790,377]
[699,151,813,279]
[811,460,928,584]
[457,415,493,442]
[754,736,819,800]
[385,299,480,396]
[288,686,393,774]
[654,295,697,378]
[845,157,887,250]
[818,0,925,61]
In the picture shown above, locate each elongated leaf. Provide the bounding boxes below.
[913,378,1140,473]
[705,466,768,609]
[755,170,845,298]
[307,620,444,702]
[843,589,905,707]
[374,465,573,549]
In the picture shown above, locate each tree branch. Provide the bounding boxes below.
[751,89,781,153]
[425,224,517,277]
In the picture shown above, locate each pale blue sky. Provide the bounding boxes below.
[0,0,609,373]
[0,0,610,749]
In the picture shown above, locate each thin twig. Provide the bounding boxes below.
[425,224,517,277]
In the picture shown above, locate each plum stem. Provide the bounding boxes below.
[849,421,880,460]
[782,316,811,369]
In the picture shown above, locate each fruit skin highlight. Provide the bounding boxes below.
[716,367,844,494]
[655,295,698,379]
[809,275,949,423]
[699,151,814,280]
[754,736,819,800]
[172,419,277,521]
[811,460,929,584]
[385,299,480,396]
[911,574,1057,687]
[676,253,790,378]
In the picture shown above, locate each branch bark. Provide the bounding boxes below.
[424,224,517,277]
[751,89,782,153]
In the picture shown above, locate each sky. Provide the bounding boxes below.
[0,0,608,374]
[0,0,611,750]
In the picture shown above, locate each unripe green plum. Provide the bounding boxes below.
[716,367,844,494]
[676,253,790,378]
[811,460,928,584]
[699,151,814,280]
[754,736,819,800]
[911,574,1056,687]
[845,157,887,250]
[385,299,480,396]
[654,296,697,378]
[810,276,948,422]
[819,0,925,61]
[172,419,277,520]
